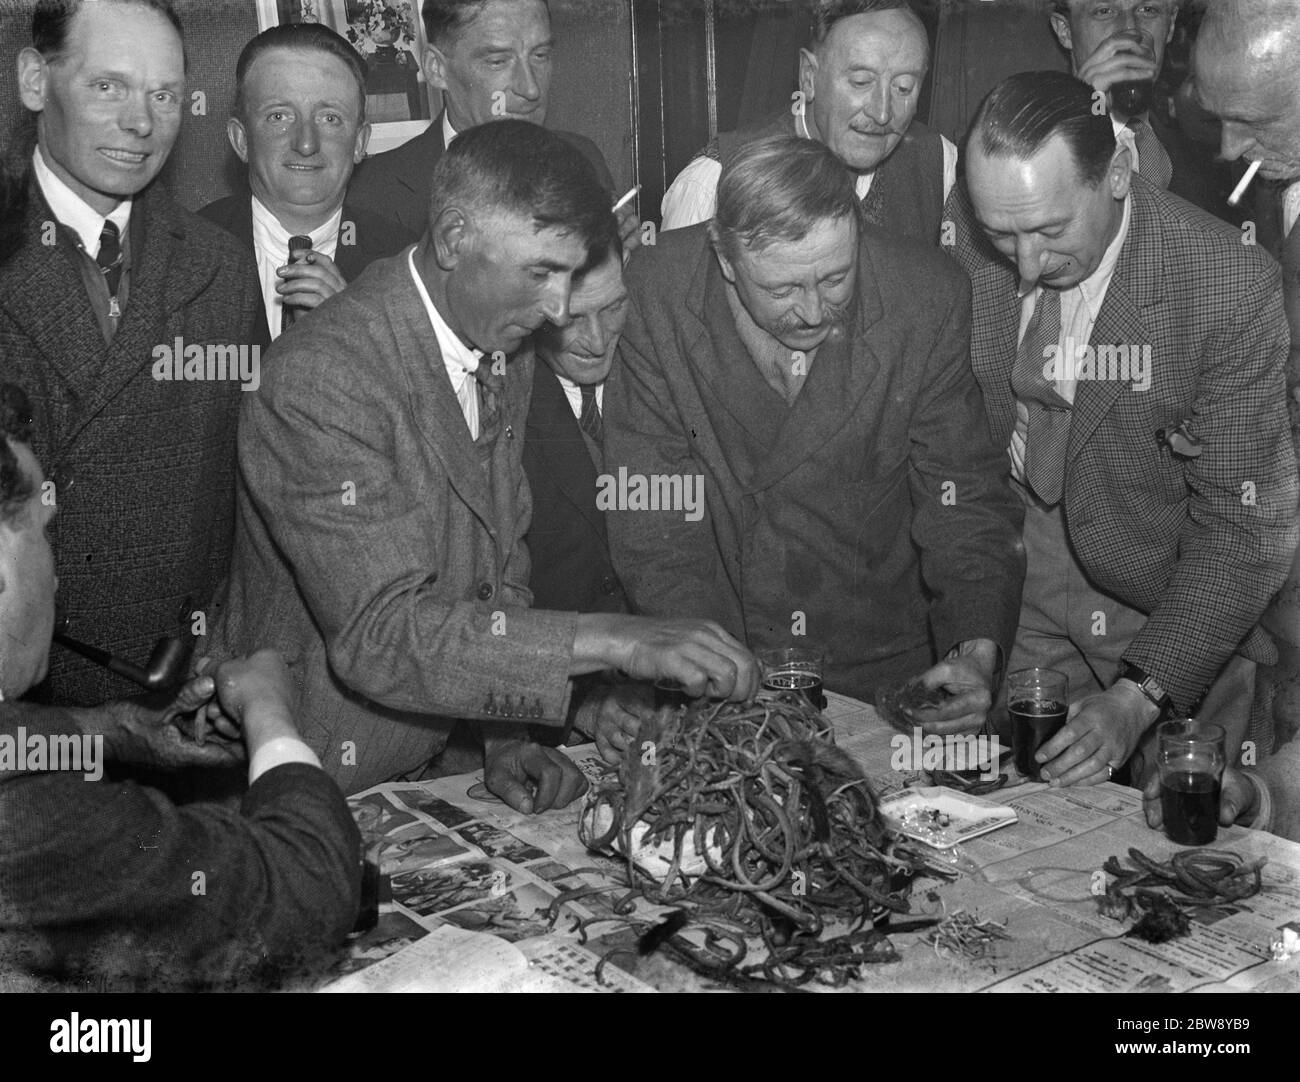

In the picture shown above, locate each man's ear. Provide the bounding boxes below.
[16,47,49,113]
[1108,141,1135,200]
[709,226,737,284]
[354,121,372,164]
[227,116,250,164]
[422,43,450,92]
[1049,12,1073,54]
[430,206,470,270]
[797,48,817,104]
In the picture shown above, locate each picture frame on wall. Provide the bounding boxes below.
[254,0,439,153]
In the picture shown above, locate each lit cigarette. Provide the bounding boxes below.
[1228,159,1261,207]
[612,185,641,213]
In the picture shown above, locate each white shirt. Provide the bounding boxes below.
[407,247,485,437]
[1283,181,1300,239]
[32,146,131,259]
[1111,115,1145,176]
[443,112,459,149]
[248,736,322,784]
[554,371,603,420]
[250,196,341,340]
[1009,195,1132,483]
[660,113,958,231]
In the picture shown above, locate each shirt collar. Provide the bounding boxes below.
[250,194,342,254]
[32,145,132,256]
[406,247,482,381]
[442,112,459,150]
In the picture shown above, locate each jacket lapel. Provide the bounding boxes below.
[1069,182,1165,461]
[528,365,605,538]
[969,263,1022,449]
[389,251,498,534]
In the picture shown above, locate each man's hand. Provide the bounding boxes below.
[1143,766,1257,830]
[106,674,246,769]
[585,683,654,765]
[1075,34,1159,98]
[277,250,348,312]
[484,739,588,814]
[616,203,642,257]
[575,614,760,702]
[1037,682,1156,786]
[909,639,999,736]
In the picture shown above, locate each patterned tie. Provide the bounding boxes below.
[1010,287,1070,505]
[97,219,122,300]
[1128,119,1173,190]
[472,360,503,434]
[578,382,603,445]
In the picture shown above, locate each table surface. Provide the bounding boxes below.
[326,693,1300,993]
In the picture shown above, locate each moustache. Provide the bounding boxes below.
[774,300,851,337]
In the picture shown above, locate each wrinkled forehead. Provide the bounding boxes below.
[443,0,552,54]
[570,253,626,311]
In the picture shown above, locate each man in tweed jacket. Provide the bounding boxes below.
[212,122,758,798]
[1,0,260,706]
[950,72,1298,786]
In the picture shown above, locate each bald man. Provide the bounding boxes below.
[1196,0,1300,841]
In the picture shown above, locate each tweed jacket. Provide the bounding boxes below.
[522,364,628,613]
[197,193,416,341]
[947,174,1299,712]
[603,224,1026,702]
[210,247,578,795]
[346,111,616,235]
[0,178,260,706]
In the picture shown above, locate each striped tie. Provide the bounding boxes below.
[97,219,122,299]
[578,382,603,445]
[1010,288,1070,505]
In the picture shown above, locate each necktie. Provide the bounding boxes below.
[97,220,122,300]
[1128,119,1173,190]
[281,235,312,334]
[1010,287,1070,505]
[578,382,604,445]
[472,360,503,434]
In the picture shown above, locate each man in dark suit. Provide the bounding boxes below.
[347,0,635,246]
[211,122,758,799]
[0,381,359,989]
[606,135,1026,729]
[525,238,628,616]
[950,71,1297,791]
[1,0,260,707]
[200,23,414,343]
[1194,0,1300,839]
[661,0,955,244]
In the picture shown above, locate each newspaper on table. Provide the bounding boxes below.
[321,691,1300,993]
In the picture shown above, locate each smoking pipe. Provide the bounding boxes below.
[52,605,190,691]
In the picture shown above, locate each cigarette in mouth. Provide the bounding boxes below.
[1228,159,1262,207]
[612,185,641,213]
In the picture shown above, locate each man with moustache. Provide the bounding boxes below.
[0,0,260,706]
[606,136,1025,728]
[212,122,759,801]
[200,23,414,342]
[347,0,635,248]
[948,71,1296,794]
[660,0,955,245]
[1194,0,1300,839]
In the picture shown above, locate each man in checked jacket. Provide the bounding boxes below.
[948,71,1298,792]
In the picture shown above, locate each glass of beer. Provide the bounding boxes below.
[1109,28,1157,118]
[1157,719,1225,846]
[758,647,826,710]
[1009,668,1068,782]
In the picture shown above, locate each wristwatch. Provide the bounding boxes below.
[1116,660,1174,719]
